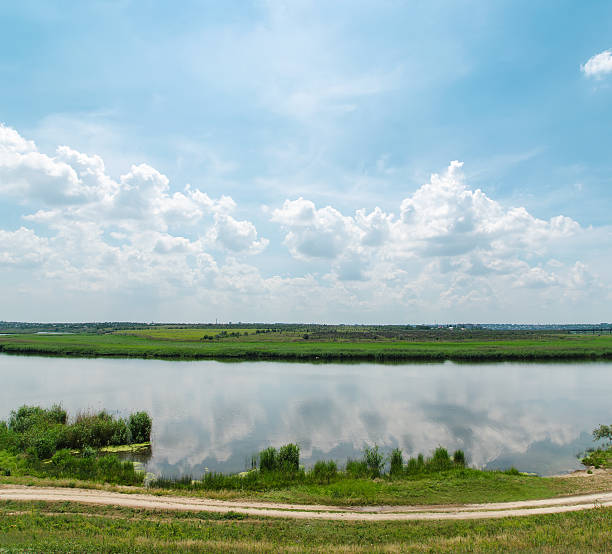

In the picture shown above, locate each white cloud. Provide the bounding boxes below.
[0,227,51,267]
[0,124,267,299]
[581,49,612,78]
[267,161,607,319]
[271,198,358,260]
[207,214,269,254]
[0,123,609,322]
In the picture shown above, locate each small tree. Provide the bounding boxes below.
[363,445,384,477]
[593,424,611,442]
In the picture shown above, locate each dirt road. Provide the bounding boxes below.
[2,485,611,521]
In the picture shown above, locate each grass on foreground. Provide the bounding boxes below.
[1,499,611,553]
[1,332,611,361]
[3,468,612,509]
[145,468,612,507]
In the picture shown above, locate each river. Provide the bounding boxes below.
[1,354,609,476]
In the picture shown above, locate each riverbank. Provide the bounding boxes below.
[1,332,611,362]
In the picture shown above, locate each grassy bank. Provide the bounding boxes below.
[1,331,611,362]
[3,424,610,508]
[1,499,611,552]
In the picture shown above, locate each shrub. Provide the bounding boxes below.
[8,404,66,433]
[417,453,425,470]
[51,448,72,470]
[312,460,337,483]
[429,447,453,471]
[259,447,277,472]
[0,421,19,453]
[406,457,419,474]
[110,419,131,445]
[453,449,466,466]
[82,446,97,459]
[364,445,384,477]
[129,412,152,443]
[345,459,369,478]
[278,443,300,472]
[21,424,65,459]
[390,448,403,476]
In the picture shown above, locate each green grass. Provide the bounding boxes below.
[148,468,612,507]
[1,332,611,362]
[0,499,610,552]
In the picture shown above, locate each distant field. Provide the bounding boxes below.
[114,328,262,340]
[0,331,611,362]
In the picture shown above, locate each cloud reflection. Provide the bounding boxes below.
[1,355,610,476]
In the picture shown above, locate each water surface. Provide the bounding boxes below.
[1,354,609,476]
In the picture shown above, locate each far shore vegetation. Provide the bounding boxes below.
[1,322,611,362]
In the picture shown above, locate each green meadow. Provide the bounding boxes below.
[1,500,611,553]
[0,327,611,361]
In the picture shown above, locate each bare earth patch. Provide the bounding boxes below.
[2,484,612,521]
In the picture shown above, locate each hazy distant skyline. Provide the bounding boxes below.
[1,1,611,323]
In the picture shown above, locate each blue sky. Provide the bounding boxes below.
[1,0,611,322]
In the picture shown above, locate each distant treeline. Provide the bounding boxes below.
[2,321,611,335]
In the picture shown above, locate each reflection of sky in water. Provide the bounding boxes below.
[1,354,610,476]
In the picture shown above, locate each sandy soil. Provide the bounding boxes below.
[2,485,612,521]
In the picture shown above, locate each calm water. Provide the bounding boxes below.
[1,354,609,477]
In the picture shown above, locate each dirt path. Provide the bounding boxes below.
[2,485,612,521]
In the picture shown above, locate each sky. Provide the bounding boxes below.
[1,0,611,324]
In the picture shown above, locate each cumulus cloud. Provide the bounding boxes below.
[272,161,583,277]
[0,227,51,267]
[0,122,608,322]
[207,214,269,254]
[0,124,267,299]
[268,161,607,319]
[581,49,612,78]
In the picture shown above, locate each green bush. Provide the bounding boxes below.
[453,449,466,466]
[20,423,65,459]
[345,458,369,478]
[312,460,337,483]
[406,457,419,474]
[278,443,300,472]
[259,447,277,472]
[8,404,67,434]
[51,448,73,468]
[429,447,453,471]
[82,446,97,459]
[364,445,384,477]
[0,421,19,453]
[4,405,151,454]
[128,412,152,443]
[390,448,403,476]
[417,453,425,470]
